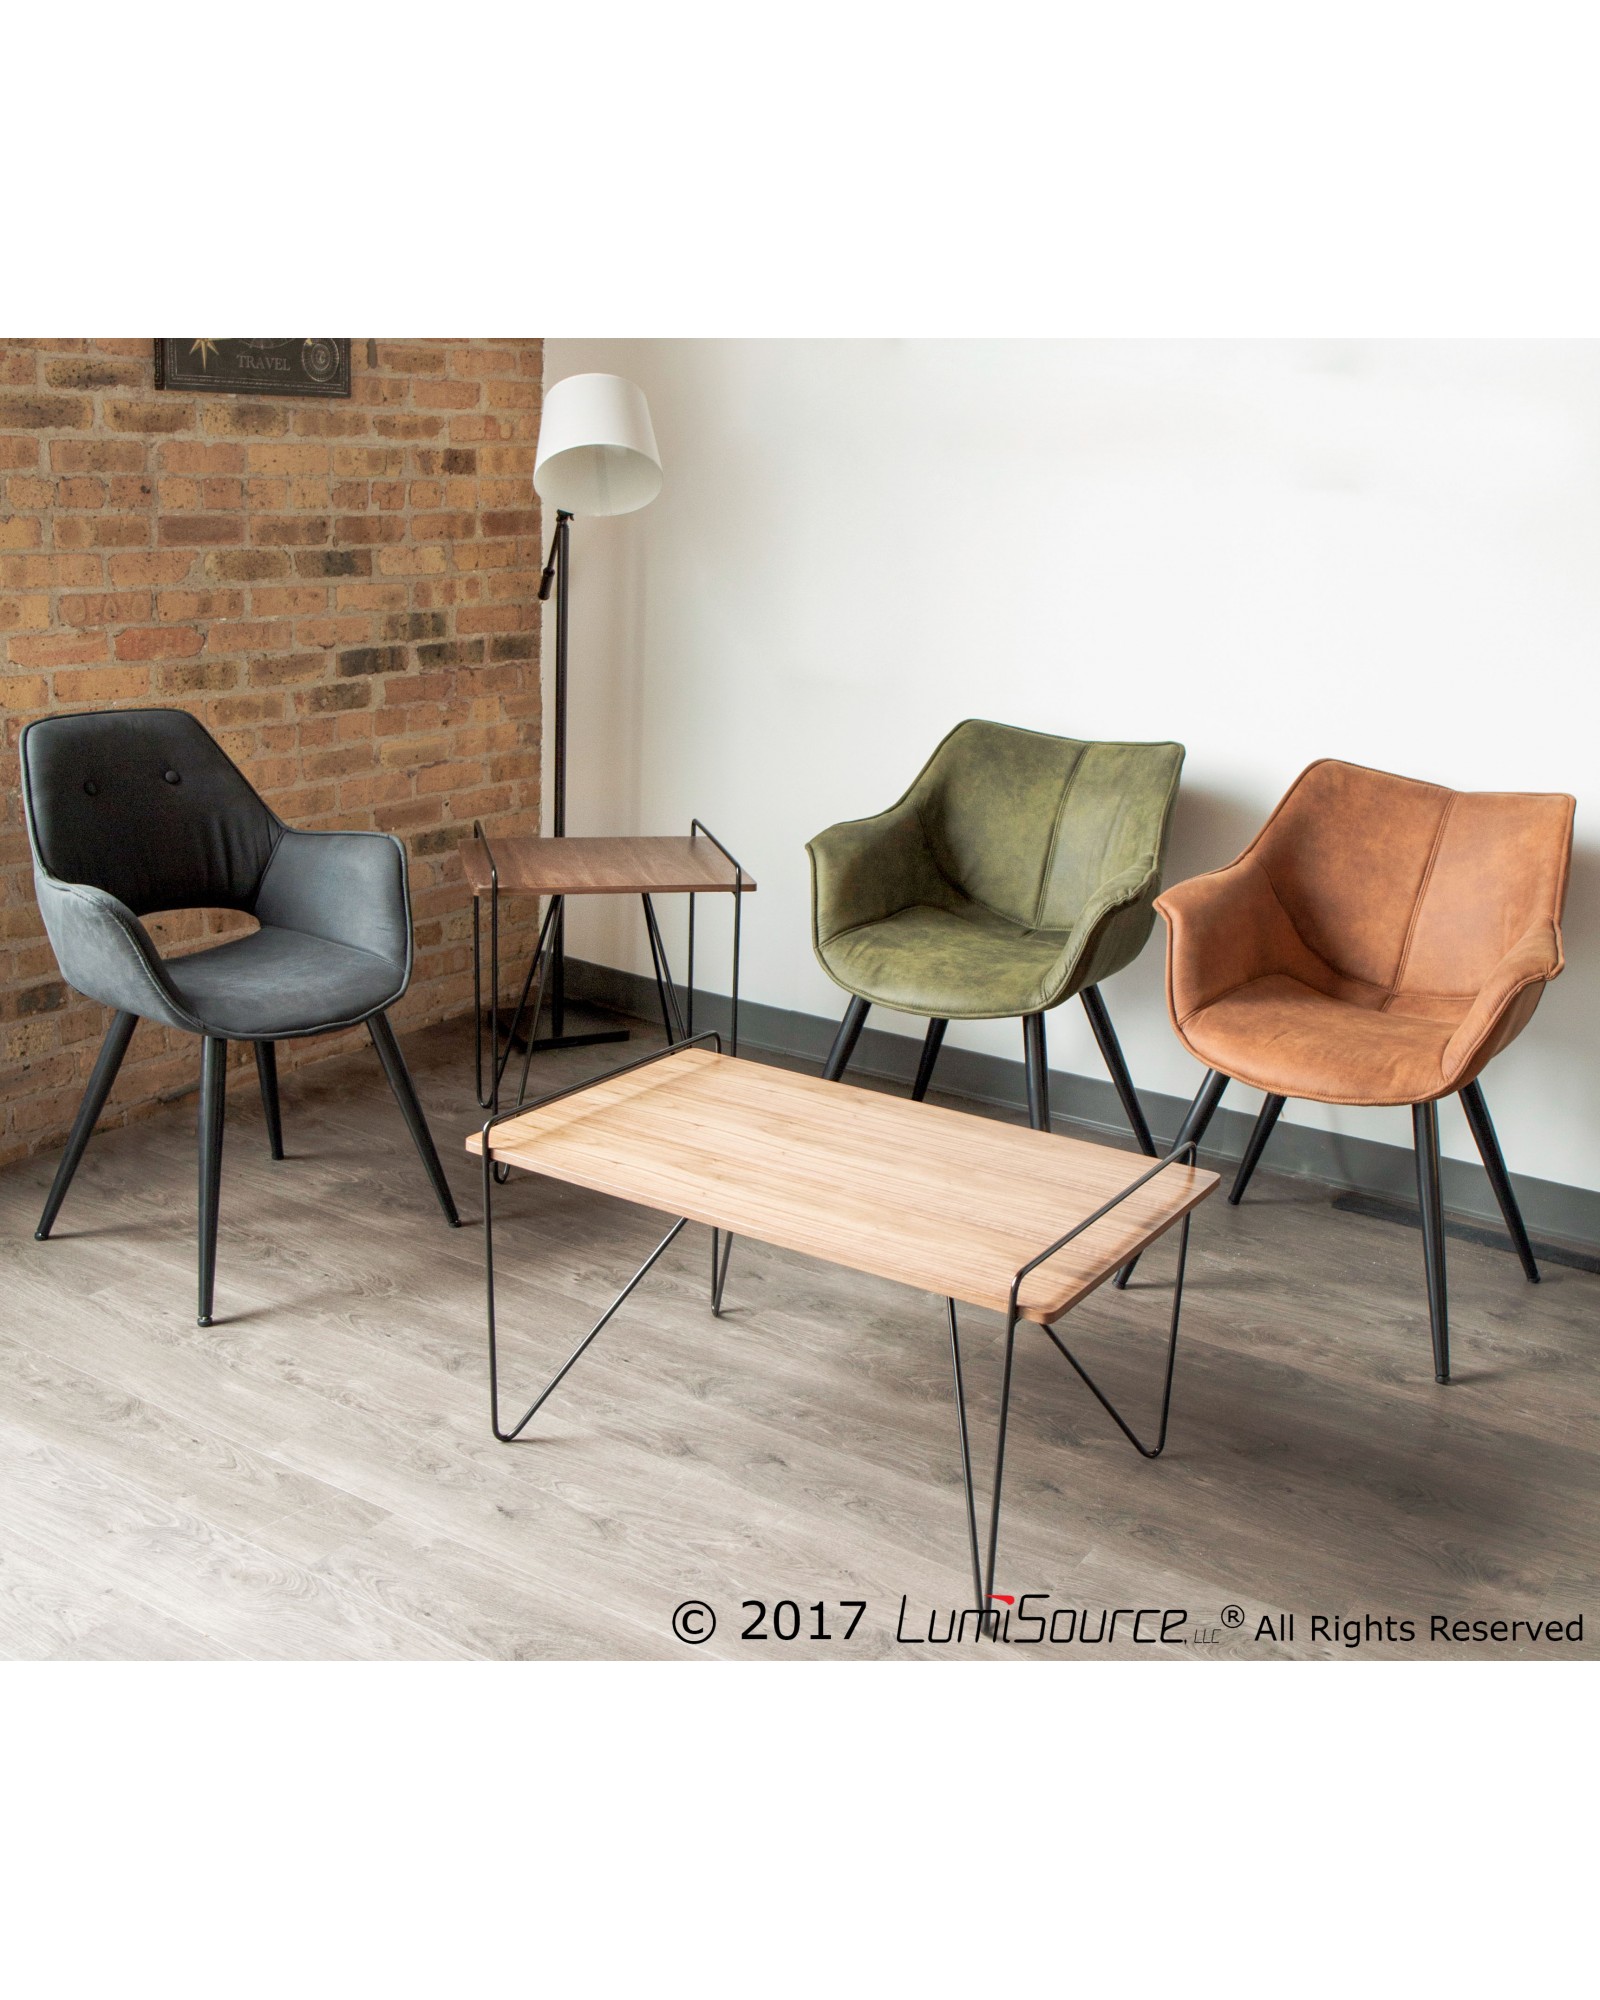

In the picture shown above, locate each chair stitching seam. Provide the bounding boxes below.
[198,996,404,1041]
[909,799,1036,931]
[1250,854,1339,980]
[911,800,971,906]
[1386,792,1456,1009]
[821,905,1033,949]
[1033,752,1084,930]
[1175,968,1280,1032]
[180,924,396,968]
[1173,858,1335,1030]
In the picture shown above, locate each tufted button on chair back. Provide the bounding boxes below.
[21,707,280,919]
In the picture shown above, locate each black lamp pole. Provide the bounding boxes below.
[522,508,628,1053]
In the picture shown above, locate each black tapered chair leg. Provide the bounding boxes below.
[911,1018,947,1102]
[1413,1100,1451,1383]
[1459,1080,1539,1283]
[822,996,870,1082]
[1173,1068,1231,1154]
[254,1040,284,1161]
[1080,985,1156,1155]
[367,1012,461,1228]
[197,1035,227,1327]
[1115,1069,1229,1289]
[35,1009,138,1241]
[1023,1013,1050,1131]
[1229,1093,1286,1205]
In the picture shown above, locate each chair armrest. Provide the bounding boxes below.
[253,828,412,974]
[1078,860,1158,927]
[1044,861,1160,995]
[1443,922,1565,1082]
[807,800,948,946]
[1155,856,1312,1022]
[30,870,195,1030]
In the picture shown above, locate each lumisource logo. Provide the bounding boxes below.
[894,1594,1189,1645]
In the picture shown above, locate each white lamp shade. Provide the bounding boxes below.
[534,373,662,517]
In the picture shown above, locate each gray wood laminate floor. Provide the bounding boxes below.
[2,1010,1595,1661]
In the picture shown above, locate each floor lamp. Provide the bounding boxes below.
[526,371,663,1050]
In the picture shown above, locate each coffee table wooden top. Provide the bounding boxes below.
[461,834,755,898]
[468,1049,1216,1324]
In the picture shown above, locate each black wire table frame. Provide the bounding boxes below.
[477,1032,1204,1615]
[470,817,748,1147]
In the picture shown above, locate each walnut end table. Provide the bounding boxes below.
[463,821,755,1121]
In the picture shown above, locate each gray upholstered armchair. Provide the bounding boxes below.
[20,707,459,1325]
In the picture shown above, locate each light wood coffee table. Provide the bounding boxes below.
[468,1039,1218,1607]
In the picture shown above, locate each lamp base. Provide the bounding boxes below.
[515,1026,631,1055]
[496,997,631,1058]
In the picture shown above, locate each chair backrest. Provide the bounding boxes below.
[1253,760,1574,999]
[20,708,281,917]
[909,720,1185,930]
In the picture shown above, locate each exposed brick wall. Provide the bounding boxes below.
[0,338,543,1167]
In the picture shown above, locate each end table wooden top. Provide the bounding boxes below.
[468,1048,1216,1325]
[461,834,756,898]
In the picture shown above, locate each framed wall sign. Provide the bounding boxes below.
[154,338,352,399]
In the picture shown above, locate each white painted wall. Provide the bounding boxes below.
[543,340,1599,1194]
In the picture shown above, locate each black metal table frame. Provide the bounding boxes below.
[478,1032,1200,1614]
[471,817,746,1135]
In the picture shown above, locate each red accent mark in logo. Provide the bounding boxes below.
[989,1594,1015,1605]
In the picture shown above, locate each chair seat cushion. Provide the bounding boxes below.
[817,903,1071,1019]
[161,923,406,1039]
[1180,973,1471,1106]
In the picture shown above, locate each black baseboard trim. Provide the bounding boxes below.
[1330,1193,1600,1276]
[564,957,1600,1260]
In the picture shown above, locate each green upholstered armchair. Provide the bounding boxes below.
[807,719,1185,1149]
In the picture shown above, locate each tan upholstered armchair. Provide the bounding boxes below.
[1152,758,1574,1382]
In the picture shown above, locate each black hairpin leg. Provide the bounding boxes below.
[1080,985,1156,1156]
[1041,1214,1191,1459]
[485,1185,688,1441]
[983,1314,1020,1608]
[987,1160,1197,1601]
[35,1008,137,1241]
[477,1033,731,1439]
[1022,1013,1050,1131]
[823,996,870,1082]
[367,1012,461,1228]
[1459,1080,1539,1283]
[475,887,562,1118]
[1116,1069,1228,1289]
[644,895,676,1041]
[1413,1100,1450,1383]
[254,1041,284,1161]
[510,901,563,1117]
[504,896,560,1079]
[687,818,745,1057]
[642,895,687,1044]
[912,1018,948,1103]
[710,1228,734,1314]
[1229,1093,1285,1205]
[197,1035,227,1327]
[473,890,488,1106]
[945,1298,984,1614]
